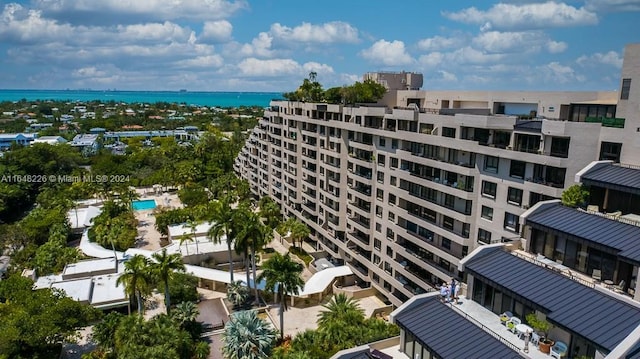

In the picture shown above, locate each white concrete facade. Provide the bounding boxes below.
[235,44,640,307]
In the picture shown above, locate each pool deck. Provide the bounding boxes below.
[133,189,182,251]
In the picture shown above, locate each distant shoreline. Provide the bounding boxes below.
[0,89,284,107]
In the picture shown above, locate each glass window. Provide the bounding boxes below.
[478,228,492,244]
[443,127,456,138]
[391,139,398,149]
[507,187,523,205]
[377,171,384,183]
[481,206,494,220]
[391,158,398,168]
[484,156,499,173]
[390,176,397,186]
[509,160,526,178]
[504,212,519,232]
[482,181,497,197]
[379,137,386,147]
[389,194,396,205]
[442,238,451,250]
[378,154,386,166]
[550,137,570,158]
[621,78,631,100]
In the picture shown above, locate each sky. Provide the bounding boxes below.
[0,0,638,92]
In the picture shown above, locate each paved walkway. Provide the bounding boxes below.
[266,237,315,281]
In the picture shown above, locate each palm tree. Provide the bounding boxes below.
[317,293,364,329]
[283,218,310,249]
[208,195,238,283]
[257,253,304,341]
[151,249,186,315]
[193,340,211,359]
[172,301,199,326]
[187,219,200,254]
[222,310,276,359]
[234,208,266,297]
[177,232,193,255]
[116,254,152,315]
[227,280,249,308]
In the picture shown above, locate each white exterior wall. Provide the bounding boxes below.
[234,46,640,306]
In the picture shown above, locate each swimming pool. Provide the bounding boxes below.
[132,199,157,211]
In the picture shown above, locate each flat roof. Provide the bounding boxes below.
[51,278,93,302]
[63,257,117,278]
[90,274,127,307]
[581,164,640,194]
[464,247,640,352]
[394,294,521,359]
[525,204,640,264]
[298,265,352,296]
[67,206,101,229]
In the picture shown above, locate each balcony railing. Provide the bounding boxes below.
[585,116,625,128]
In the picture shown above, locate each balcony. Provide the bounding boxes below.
[585,116,625,128]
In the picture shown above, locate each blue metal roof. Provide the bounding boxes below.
[465,247,640,352]
[582,164,640,193]
[394,295,521,359]
[525,204,640,264]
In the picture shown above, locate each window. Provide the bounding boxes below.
[481,206,494,220]
[504,212,519,232]
[484,156,499,173]
[444,194,455,208]
[388,211,395,221]
[391,158,398,168]
[377,171,384,183]
[482,181,497,198]
[478,228,492,244]
[389,194,396,205]
[379,137,386,147]
[377,189,384,200]
[420,123,434,134]
[386,246,393,257]
[442,238,451,250]
[436,214,451,229]
[387,228,394,239]
[375,222,382,232]
[621,78,631,100]
[599,142,622,163]
[550,137,570,158]
[509,160,526,179]
[378,154,386,166]
[390,176,397,186]
[443,127,456,138]
[376,206,383,218]
[507,187,523,206]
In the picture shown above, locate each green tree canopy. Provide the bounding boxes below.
[0,275,100,359]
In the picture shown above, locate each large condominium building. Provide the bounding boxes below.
[235,44,640,307]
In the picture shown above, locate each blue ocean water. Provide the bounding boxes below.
[0,89,283,107]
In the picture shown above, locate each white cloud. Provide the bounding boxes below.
[577,51,623,68]
[418,52,444,68]
[360,39,414,66]
[537,62,586,84]
[236,58,333,77]
[302,62,334,74]
[237,32,275,58]
[270,21,359,44]
[0,3,75,43]
[200,20,233,43]
[585,0,640,12]
[175,55,224,68]
[438,70,458,82]
[546,40,568,53]
[444,2,598,30]
[446,46,506,65]
[33,0,248,24]
[416,35,463,51]
[472,31,543,53]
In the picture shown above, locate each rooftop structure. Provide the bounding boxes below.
[0,133,37,150]
[31,136,66,145]
[234,43,640,308]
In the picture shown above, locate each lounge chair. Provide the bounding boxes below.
[592,269,602,282]
[551,341,568,359]
[506,317,521,334]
